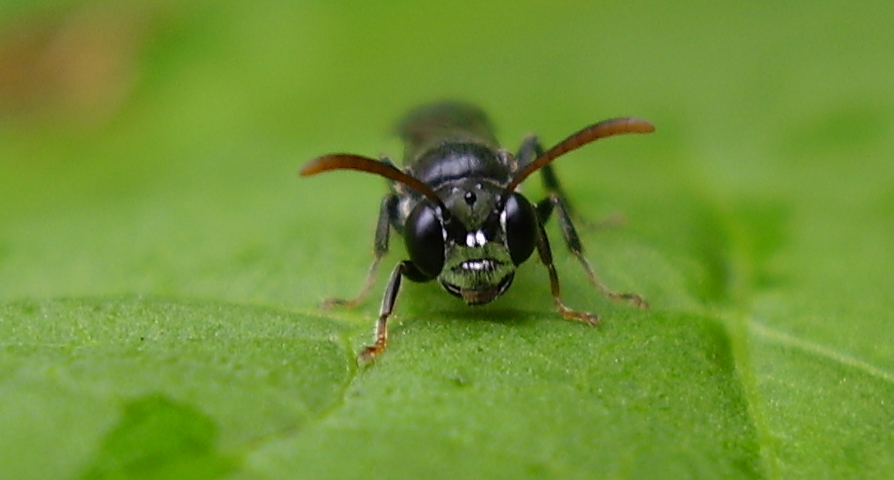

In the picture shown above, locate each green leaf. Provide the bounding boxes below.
[1,1,893,479]
[81,394,235,480]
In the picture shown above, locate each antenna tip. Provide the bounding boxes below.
[299,155,335,177]
[624,117,656,134]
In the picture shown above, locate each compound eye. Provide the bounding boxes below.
[503,193,538,266]
[405,202,446,278]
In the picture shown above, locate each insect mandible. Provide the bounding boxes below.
[300,102,654,362]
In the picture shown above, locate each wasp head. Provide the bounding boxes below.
[404,179,538,305]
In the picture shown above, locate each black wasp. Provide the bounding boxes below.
[301,102,654,362]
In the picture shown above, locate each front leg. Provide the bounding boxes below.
[358,260,430,363]
[534,218,599,325]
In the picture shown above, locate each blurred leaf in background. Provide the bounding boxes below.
[1,1,893,479]
[0,2,146,124]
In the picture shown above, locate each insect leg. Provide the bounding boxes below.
[521,135,647,308]
[323,194,398,308]
[540,194,648,309]
[358,260,427,363]
[517,133,542,166]
[534,219,599,325]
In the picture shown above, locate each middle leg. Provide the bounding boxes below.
[519,135,647,309]
[323,194,398,308]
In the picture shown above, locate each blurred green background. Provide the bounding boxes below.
[1,1,892,479]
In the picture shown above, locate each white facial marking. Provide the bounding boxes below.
[461,259,495,272]
[465,230,488,247]
[475,230,487,245]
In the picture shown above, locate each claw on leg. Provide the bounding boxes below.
[555,300,600,326]
[358,314,388,364]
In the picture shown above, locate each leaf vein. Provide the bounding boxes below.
[750,320,894,384]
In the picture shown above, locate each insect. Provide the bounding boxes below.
[300,102,654,362]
